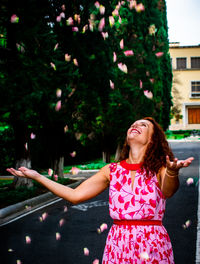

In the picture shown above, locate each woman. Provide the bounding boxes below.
[7,117,193,263]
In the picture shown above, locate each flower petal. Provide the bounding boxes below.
[83,247,90,256]
[25,236,31,244]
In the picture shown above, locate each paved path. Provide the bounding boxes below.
[0,141,200,263]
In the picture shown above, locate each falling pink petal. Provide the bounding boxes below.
[186,178,194,185]
[63,206,68,212]
[150,78,154,83]
[73,58,78,66]
[99,5,105,15]
[11,14,19,23]
[83,247,90,256]
[59,218,65,227]
[70,167,80,175]
[124,50,134,56]
[74,14,81,24]
[66,17,74,26]
[25,236,31,244]
[118,63,128,73]
[64,125,69,133]
[16,43,25,53]
[56,88,62,98]
[97,228,101,234]
[54,174,58,181]
[82,24,88,33]
[48,168,53,176]
[109,80,114,89]
[100,223,108,232]
[185,220,191,227]
[55,100,61,111]
[182,220,191,229]
[120,39,124,49]
[144,90,153,99]
[72,27,79,32]
[101,32,108,40]
[94,1,100,8]
[25,142,28,150]
[155,52,164,57]
[93,259,99,264]
[139,80,143,89]
[112,9,119,16]
[61,5,65,11]
[56,232,61,240]
[56,15,61,22]
[98,17,105,32]
[70,151,76,157]
[139,251,149,260]
[135,3,145,12]
[109,16,115,27]
[42,212,48,221]
[113,52,117,62]
[30,133,36,139]
[129,0,137,9]
[50,62,56,70]
[65,53,71,62]
[54,43,59,51]
[60,12,65,18]
[89,21,94,31]
[39,216,43,222]
[149,24,156,35]
[115,1,123,10]
[17,260,22,264]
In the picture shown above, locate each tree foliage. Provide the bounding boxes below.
[0,0,172,175]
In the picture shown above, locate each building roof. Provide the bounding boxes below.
[169,42,200,49]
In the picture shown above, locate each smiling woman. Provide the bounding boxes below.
[7,117,194,264]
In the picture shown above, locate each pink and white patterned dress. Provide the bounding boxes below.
[102,162,174,264]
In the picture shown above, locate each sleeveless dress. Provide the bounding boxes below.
[102,162,174,264]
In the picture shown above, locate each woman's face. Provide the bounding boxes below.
[127,119,154,146]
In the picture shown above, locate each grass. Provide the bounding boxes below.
[165,130,200,140]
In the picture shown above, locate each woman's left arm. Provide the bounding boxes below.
[160,155,194,198]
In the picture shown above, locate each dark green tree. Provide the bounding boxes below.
[0,0,79,183]
[65,0,173,161]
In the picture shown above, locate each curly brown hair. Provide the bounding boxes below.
[119,117,174,175]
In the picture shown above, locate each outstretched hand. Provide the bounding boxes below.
[166,155,194,172]
[6,167,40,180]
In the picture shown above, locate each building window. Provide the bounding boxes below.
[188,108,200,124]
[191,81,200,97]
[176,57,186,69]
[191,57,200,69]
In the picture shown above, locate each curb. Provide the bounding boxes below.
[168,139,200,142]
[0,179,84,226]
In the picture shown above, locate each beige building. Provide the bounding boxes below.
[169,43,200,130]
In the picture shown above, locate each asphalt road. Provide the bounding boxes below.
[0,142,199,264]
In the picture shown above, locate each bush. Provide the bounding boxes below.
[165,130,200,139]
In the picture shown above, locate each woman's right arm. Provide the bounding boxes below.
[7,164,110,204]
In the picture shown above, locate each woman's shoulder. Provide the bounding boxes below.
[100,162,120,173]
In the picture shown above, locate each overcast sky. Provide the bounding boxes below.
[166,0,200,46]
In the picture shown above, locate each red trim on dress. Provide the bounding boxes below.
[120,160,143,171]
[113,219,162,226]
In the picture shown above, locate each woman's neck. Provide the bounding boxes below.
[127,144,146,164]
